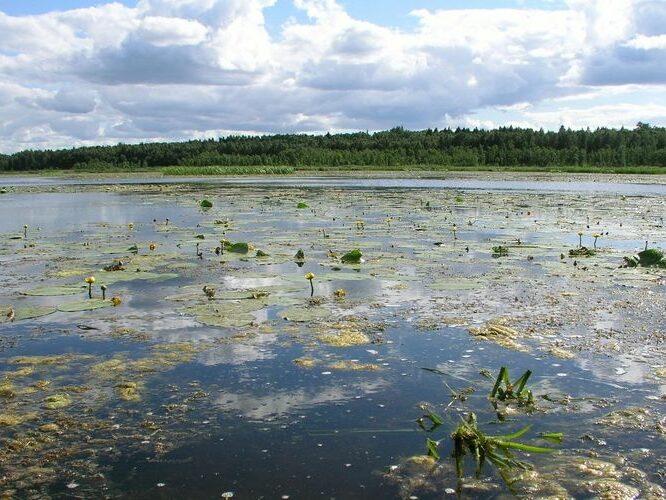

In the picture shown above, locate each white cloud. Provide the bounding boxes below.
[0,0,664,152]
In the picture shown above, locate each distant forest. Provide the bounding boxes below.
[2,124,666,171]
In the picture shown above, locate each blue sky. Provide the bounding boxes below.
[0,0,664,152]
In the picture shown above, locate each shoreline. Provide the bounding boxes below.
[2,169,666,185]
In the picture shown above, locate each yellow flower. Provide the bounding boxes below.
[84,276,96,284]
[577,231,583,236]
[111,297,122,306]
[304,273,315,280]
[334,289,346,298]
[592,233,601,238]
[149,243,156,251]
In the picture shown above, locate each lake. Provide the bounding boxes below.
[0,176,664,498]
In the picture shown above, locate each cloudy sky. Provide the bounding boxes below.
[1,0,665,153]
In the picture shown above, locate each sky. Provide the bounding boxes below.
[0,0,665,153]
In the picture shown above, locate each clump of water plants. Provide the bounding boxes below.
[449,413,556,481]
[490,366,534,407]
[341,249,363,264]
[621,248,666,268]
[568,247,595,257]
[200,199,213,209]
[219,239,250,254]
[492,246,509,257]
[297,202,308,209]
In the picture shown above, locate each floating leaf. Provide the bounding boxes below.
[22,284,85,296]
[0,305,57,323]
[281,306,331,322]
[58,299,113,312]
[297,202,308,209]
[200,200,213,208]
[341,249,363,264]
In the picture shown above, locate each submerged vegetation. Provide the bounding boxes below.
[3,124,666,173]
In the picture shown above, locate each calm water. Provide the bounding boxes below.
[0,178,664,498]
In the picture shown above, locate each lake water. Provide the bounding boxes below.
[0,177,664,498]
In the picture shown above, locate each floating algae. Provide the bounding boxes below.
[42,394,72,409]
[11,354,94,366]
[318,328,370,347]
[469,319,529,351]
[596,407,655,431]
[293,358,316,368]
[329,360,381,371]
[115,382,141,401]
[0,413,38,426]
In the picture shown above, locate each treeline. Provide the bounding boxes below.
[2,124,666,171]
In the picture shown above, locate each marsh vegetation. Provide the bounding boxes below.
[0,176,664,498]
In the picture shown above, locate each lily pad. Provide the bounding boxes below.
[341,249,363,264]
[22,284,85,296]
[0,305,56,322]
[281,306,331,322]
[58,299,114,312]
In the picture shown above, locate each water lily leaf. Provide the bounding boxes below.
[22,284,85,296]
[0,305,56,323]
[58,299,113,312]
[227,242,249,254]
[200,200,213,208]
[281,306,331,322]
[341,249,363,264]
[99,271,179,285]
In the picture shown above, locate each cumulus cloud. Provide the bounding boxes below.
[0,0,664,152]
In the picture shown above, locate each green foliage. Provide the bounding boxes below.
[4,126,666,172]
[492,246,509,257]
[297,202,309,209]
[569,247,596,257]
[490,366,534,405]
[622,248,666,268]
[450,412,556,480]
[341,249,363,264]
[200,200,213,208]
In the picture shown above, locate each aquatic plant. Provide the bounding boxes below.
[111,296,122,306]
[450,412,556,481]
[149,243,156,251]
[305,272,315,297]
[297,202,308,209]
[490,367,534,406]
[334,288,346,299]
[203,285,216,300]
[577,231,583,248]
[100,285,107,300]
[23,224,28,239]
[492,246,509,257]
[84,276,96,299]
[569,247,595,257]
[341,249,362,264]
[592,233,601,249]
[621,248,666,268]
[5,307,15,322]
[200,199,213,209]
[295,249,305,265]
